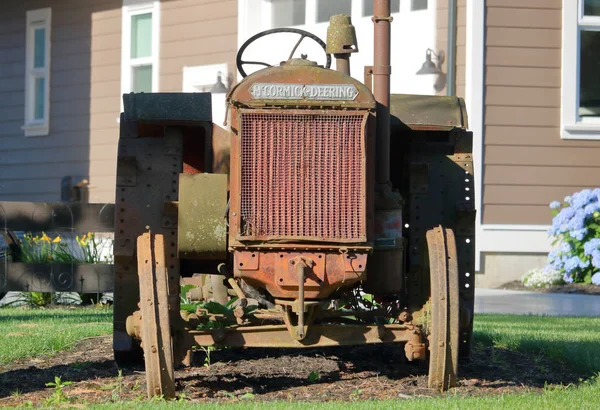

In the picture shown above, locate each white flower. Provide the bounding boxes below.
[521,268,564,288]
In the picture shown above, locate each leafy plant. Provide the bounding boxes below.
[45,376,73,405]
[198,345,216,367]
[349,388,363,401]
[14,232,113,265]
[16,291,53,307]
[239,392,255,400]
[111,369,125,402]
[521,268,564,288]
[547,189,600,285]
[308,371,320,382]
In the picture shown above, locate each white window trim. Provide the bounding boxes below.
[264,0,403,28]
[561,0,600,140]
[121,0,160,100]
[182,63,229,92]
[23,7,51,137]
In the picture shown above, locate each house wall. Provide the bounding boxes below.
[436,0,466,98]
[0,0,121,203]
[159,0,238,92]
[483,0,600,225]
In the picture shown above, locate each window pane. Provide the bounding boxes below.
[317,0,352,23]
[131,13,152,59]
[271,0,306,26]
[584,0,600,16]
[34,28,45,68]
[411,0,428,11]
[133,65,153,93]
[34,77,45,120]
[363,0,400,16]
[580,31,600,117]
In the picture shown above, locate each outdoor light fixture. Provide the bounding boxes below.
[416,48,445,75]
[210,71,229,93]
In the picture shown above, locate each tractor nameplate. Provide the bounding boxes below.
[249,83,358,101]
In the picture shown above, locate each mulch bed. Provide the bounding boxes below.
[0,334,583,406]
[498,281,600,295]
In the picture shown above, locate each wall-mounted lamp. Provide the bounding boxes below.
[210,71,230,94]
[416,49,445,75]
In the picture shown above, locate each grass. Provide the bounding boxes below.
[0,306,112,366]
[473,314,600,375]
[1,310,599,408]
[83,378,600,408]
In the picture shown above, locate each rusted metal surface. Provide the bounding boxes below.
[326,14,359,55]
[390,94,469,131]
[0,263,113,293]
[211,124,232,177]
[0,202,114,232]
[137,233,176,399]
[326,14,358,76]
[228,65,376,110]
[234,250,367,299]
[234,109,368,243]
[362,237,404,294]
[177,173,228,260]
[185,323,424,349]
[113,123,184,363]
[426,226,459,391]
[400,128,475,359]
[373,0,392,185]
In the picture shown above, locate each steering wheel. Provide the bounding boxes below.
[236,28,331,78]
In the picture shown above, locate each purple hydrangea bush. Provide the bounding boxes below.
[547,189,600,285]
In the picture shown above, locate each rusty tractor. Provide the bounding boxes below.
[113,1,475,398]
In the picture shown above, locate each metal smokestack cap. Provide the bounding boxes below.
[326,14,359,55]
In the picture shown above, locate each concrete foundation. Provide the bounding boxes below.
[475,252,548,289]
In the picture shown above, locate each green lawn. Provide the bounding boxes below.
[86,379,600,409]
[473,314,600,375]
[1,308,599,408]
[0,306,112,366]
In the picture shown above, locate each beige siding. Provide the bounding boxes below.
[482,0,600,225]
[0,0,121,203]
[159,0,238,92]
[436,0,466,98]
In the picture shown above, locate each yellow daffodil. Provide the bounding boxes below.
[40,233,51,242]
[52,236,61,243]
[76,235,88,247]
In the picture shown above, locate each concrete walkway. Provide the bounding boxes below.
[475,288,600,317]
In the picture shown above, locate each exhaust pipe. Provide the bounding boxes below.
[373,0,391,186]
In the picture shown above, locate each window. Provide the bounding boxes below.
[562,0,600,139]
[23,8,51,137]
[411,0,428,11]
[122,1,159,97]
[317,0,352,23]
[270,0,306,27]
[363,0,400,17]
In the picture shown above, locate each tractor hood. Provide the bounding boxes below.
[228,64,376,110]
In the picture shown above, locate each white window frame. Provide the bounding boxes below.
[263,0,402,28]
[121,0,160,99]
[23,7,51,137]
[561,0,600,140]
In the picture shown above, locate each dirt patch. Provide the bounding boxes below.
[0,335,583,406]
[498,281,600,295]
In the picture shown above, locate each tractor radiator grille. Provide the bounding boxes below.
[240,112,366,242]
